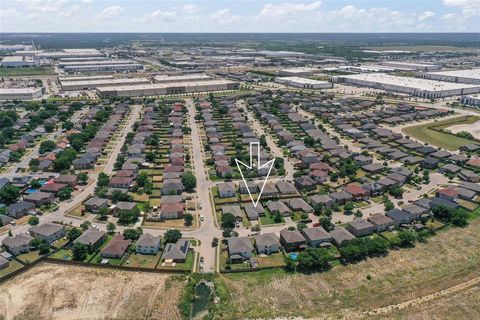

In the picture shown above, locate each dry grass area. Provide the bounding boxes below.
[217,219,480,319]
[373,281,480,320]
[0,263,183,320]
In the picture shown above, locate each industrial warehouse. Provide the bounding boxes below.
[418,69,480,85]
[60,77,150,91]
[336,73,480,98]
[0,87,44,100]
[275,76,333,89]
[62,63,143,73]
[97,79,239,97]
[381,61,441,71]
[153,74,212,83]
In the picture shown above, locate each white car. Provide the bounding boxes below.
[200,215,205,221]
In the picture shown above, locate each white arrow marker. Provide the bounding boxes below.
[235,142,275,208]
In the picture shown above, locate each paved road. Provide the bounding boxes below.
[241,100,297,181]
[183,99,222,273]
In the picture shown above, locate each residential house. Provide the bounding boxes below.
[227,237,253,262]
[267,201,291,216]
[276,181,298,195]
[162,239,189,262]
[329,227,355,246]
[218,182,236,198]
[367,214,394,232]
[346,219,375,237]
[222,206,243,222]
[73,228,107,251]
[344,183,369,200]
[23,192,55,206]
[309,194,333,209]
[7,201,35,218]
[54,175,78,187]
[161,202,184,219]
[84,197,108,213]
[254,233,280,255]
[294,176,317,191]
[386,209,413,226]
[330,191,353,205]
[287,198,313,213]
[109,176,133,189]
[29,223,66,243]
[243,203,264,221]
[279,230,306,252]
[1,233,34,255]
[101,235,132,259]
[301,227,332,247]
[111,201,137,217]
[136,233,161,255]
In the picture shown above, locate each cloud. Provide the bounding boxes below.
[60,4,80,17]
[0,8,20,19]
[181,4,200,14]
[16,0,66,13]
[149,10,176,22]
[259,1,322,18]
[327,6,415,31]
[95,5,123,19]
[209,9,241,26]
[443,0,480,17]
[418,11,434,21]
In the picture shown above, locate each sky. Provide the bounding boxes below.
[0,0,479,33]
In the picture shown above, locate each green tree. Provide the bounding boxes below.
[164,229,182,243]
[66,227,82,241]
[107,222,116,233]
[39,140,56,154]
[28,216,39,226]
[398,230,417,247]
[57,187,73,200]
[98,207,109,221]
[77,172,88,185]
[38,241,50,255]
[297,247,333,271]
[0,185,21,205]
[72,243,88,261]
[181,171,197,192]
[184,212,194,226]
[80,221,91,231]
[123,228,143,240]
[221,212,236,229]
[97,173,110,188]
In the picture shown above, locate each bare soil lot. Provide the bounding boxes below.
[0,263,183,320]
[216,218,480,319]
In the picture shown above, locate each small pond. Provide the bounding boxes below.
[191,282,212,318]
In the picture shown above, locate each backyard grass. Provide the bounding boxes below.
[50,248,73,261]
[122,252,161,269]
[157,251,194,271]
[16,250,43,264]
[256,252,286,267]
[0,66,55,76]
[402,116,480,151]
[259,210,284,225]
[0,260,24,279]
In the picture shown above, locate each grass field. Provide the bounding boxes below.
[212,218,480,319]
[403,116,480,150]
[0,66,55,76]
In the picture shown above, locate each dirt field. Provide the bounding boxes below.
[0,263,183,320]
[216,218,480,319]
